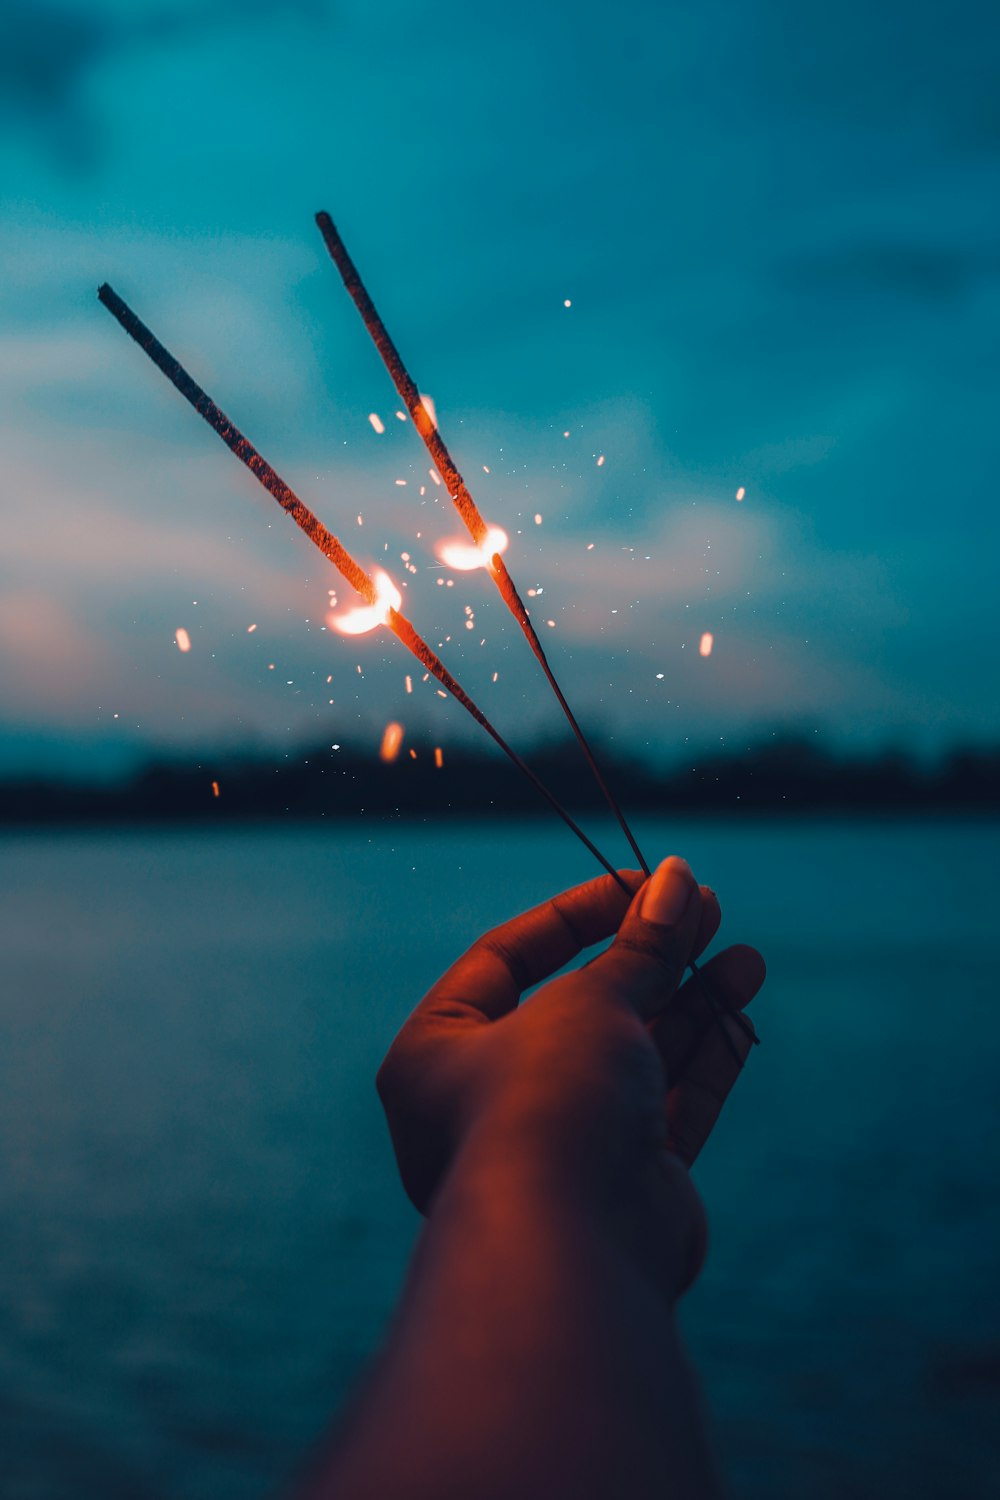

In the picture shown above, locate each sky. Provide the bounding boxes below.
[1,0,998,776]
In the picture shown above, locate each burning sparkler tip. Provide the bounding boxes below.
[437,524,508,573]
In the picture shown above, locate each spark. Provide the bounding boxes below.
[434,746,443,768]
[379,721,405,762]
[736,486,745,502]
[175,627,191,652]
[699,632,714,657]
[368,412,385,434]
[247,623,257,633]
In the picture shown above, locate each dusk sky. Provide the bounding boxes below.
[2,0,998,776]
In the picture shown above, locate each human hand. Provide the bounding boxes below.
[377,857,764,1298]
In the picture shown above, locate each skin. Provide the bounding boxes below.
[309,856,765,1500]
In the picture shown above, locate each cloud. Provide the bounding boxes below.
[0,0,334,170]
[777,243,997,304]
[0,587,116,705]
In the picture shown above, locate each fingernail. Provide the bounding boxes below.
[640,857,694,926]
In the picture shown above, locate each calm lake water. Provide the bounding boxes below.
[0,818,997,1499]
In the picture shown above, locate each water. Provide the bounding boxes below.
[0,818,997,1499]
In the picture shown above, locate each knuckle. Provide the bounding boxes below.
[473,930,531,992]
[615,932,684,975]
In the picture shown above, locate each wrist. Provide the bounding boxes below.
[438,1110,703,1305]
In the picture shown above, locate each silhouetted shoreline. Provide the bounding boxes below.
[1,736,997,826]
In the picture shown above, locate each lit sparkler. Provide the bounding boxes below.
[97,283,629,891]
[314,212,651,875]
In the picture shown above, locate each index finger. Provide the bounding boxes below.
[417,869,644,1025]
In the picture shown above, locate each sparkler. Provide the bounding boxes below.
[314,212,651,875]
[97,283,630,892]
[313,216,755,1055]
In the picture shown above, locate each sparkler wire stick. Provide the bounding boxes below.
[96,282,630,893]
[312,217,756,1057]
[314,212,651,876]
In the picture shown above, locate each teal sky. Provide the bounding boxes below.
[2,0,998,775]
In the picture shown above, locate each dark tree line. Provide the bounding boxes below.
[2,735,997,825]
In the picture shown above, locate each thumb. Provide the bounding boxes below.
[586,856,702,1021]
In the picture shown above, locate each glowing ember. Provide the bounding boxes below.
[211,780,220,797]
[175,627,191,653]
[329,568,402,635]
[736,486,745,501]
[437,524,509,572]
[379,721,404,762]
[247,623,257,633]
[596,454,605,467]
[434,746,443,768]
[368,412,385,434]
[534,513,542,525]
[699,632,714,657]
[405,674,413,694]
[563,298,572,308]
[420,393,437,428]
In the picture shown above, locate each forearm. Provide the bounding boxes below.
[319,1138,724,1500]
